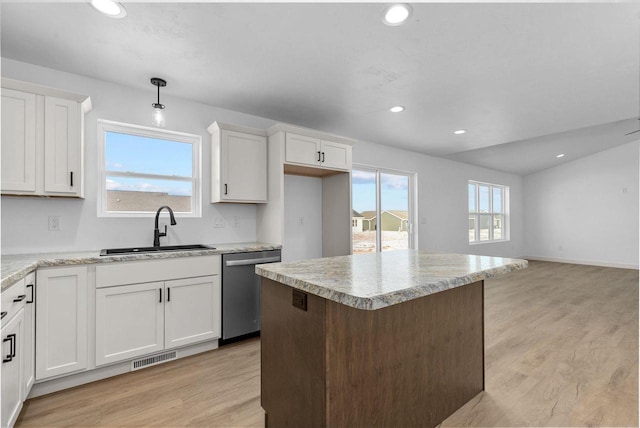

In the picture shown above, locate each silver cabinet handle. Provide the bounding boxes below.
[225,256,281,267]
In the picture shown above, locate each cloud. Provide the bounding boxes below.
[106,161,125,169]
[352,170,376,184]
[381,174,408,190]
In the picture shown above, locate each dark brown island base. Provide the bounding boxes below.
[256,250,527,428]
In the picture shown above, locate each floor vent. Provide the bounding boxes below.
[131,351,177,371]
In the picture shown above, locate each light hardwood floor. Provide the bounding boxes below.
[16,261,638,427]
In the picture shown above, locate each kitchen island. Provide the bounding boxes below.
[255,250,527,428]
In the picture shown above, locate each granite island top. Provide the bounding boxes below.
[1,242,280,291]
[256,250,528,310]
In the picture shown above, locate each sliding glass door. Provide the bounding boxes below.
[352,167,414,254]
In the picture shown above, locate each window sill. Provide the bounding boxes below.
[98,211,201,219]
[469,239,509,245]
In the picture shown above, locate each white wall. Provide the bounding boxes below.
[0,58,277,253]
[523,141,639,269]
[283,175,322,261]
[1,58,527,258]
[353,140,525,258]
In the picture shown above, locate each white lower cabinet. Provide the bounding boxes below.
[95,275,220,366]
[22,272,36,398]
[35,266,88,381]
[164,276,221,349]
[1,308,25,428]
[95,281,165,366]
[22,256,221,398]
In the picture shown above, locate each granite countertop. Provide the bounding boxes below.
[256,250,528,310]
[1,242,280,291]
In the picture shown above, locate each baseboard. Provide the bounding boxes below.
[523,256,639,270]
[29,340,219,398]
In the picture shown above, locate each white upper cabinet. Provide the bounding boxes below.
[208,121,267,203]
[284,133,321,165]
[284,132,352,172]
[319,139,351,170]
[43,96,81,195]
[0,78,91,198]
[1,88,37,194]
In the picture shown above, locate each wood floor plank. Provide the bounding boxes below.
[16,261,638,427]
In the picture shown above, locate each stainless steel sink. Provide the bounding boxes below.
[100,244,215,256]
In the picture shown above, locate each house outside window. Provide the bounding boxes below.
[352,166,416,253]
[97,120,201,217]
[468,180,508,243]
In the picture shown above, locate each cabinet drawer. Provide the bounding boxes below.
[1,277,26,327]
[96,255,221,288]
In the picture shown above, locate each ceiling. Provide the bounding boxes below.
[1,2,639,176]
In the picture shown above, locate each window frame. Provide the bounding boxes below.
[468,180,509,244]
[352,164,417,253]
[97,119,202,218]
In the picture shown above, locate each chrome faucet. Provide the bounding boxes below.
[153,206,177,247]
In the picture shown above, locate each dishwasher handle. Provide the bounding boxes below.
[225,256,281,267]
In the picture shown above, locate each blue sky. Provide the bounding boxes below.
[105,131,192,196]
[469,183,503,213]
[352,169,409,213]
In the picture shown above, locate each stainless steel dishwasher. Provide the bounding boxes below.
[221,249,281,342]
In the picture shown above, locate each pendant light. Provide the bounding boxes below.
[150,77,167,127]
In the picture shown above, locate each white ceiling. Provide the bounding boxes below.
[1,2,639,175]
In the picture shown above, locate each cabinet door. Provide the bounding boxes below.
[164,275,221,349]
[320,140,352,171]
[1,88,37,193]
[22,272,36,399]
[221,130,267,202]
[43,96,81,196]
[285,133,321,166]
[1,309,25,428]
[36,266,88,380]
[95,282,165,366]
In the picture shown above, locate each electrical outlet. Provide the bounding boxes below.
[233,216,239,228]
[213,216,225,228]
[299,217,304,226]
[48,216,61,231]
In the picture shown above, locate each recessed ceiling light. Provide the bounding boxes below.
[90,0,127,18]
[454,130,466,135]
[556,154,565,158]
[382,4,412,26]
[389,106,405,113]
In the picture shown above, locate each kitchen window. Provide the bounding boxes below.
[352,166,415,253]
[97,120,201,217]
[468,181,508,243]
